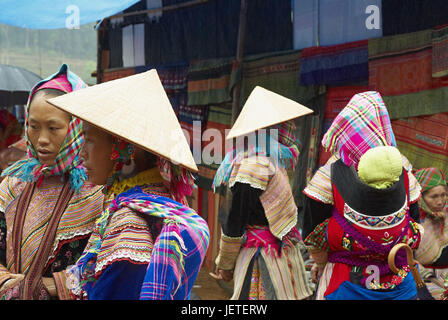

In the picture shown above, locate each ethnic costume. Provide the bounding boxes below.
[0,64,104,300]
[48,69,209,300]
[414,168,448,299]
[213,86,314,300]
[303,91,422,300]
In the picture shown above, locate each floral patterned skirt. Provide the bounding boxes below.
[248,260,267,300]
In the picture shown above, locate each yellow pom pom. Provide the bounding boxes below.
[357,146,402,189]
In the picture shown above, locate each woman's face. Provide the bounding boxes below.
[80,122,115,185]
[423,185,448,213]
[27,92,71,165]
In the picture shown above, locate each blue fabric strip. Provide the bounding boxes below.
[325,271,418,300]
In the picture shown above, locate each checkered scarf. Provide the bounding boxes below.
[212,120,300,191]
[103,138,135,194]
[1,64,88,192]
[74,186,209,298]
[415,167,447,193]
[414,167,447,226]
[321,91,396,169]
[103,138,194,203]
[275,120,300,168]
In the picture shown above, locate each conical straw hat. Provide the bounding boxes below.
[226,86,314,139]
[47,69,198,172]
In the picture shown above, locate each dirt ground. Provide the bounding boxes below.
[191,266,233,300]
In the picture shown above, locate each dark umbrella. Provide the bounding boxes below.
[0,64,42,106]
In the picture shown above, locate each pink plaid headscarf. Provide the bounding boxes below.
[1,64,88,192]
[321,91,397,169]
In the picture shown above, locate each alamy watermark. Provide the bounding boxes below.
[167,122,283,169]
[365,4,381,30]
[65,5,80,29]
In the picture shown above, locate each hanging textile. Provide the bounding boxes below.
[391,112,448,174]
[299,40,369,85]
[237,49,324,202]
[368,29,448,119]
[122,25,136,68]
[196,105,232,191]
[432,24,448,78]
[178,105,208,158]
[187,58,236,106]
[135,64,188,90]
[102,68,135,82]
[240,50,315,107]
[291,90,326,232]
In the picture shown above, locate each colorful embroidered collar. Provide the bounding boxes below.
[107,167,164,196]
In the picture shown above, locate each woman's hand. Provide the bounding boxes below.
[1,273,24,290]
[209,267,234,282]
[310,262,325,284]
[0,273,24,299]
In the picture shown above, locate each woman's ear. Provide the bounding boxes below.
[121,158,136,177]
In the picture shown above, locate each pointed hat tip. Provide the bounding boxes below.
[226,86,314,139]
[46,68,198,173]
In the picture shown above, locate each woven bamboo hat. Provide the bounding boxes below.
[47,69,198,172]
[226,86,314,139]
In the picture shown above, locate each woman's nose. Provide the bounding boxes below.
[37,132,50,146]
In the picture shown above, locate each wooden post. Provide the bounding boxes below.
[231,0,248,125]
[96,25,104,84]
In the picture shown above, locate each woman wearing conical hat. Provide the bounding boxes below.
[0,64,105,300]
[211,86,314,300]
[48,70,210,300]
[413,168,448,299]
[302,91,423,300]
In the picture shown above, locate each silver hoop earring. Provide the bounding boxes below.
[120,158,137,178]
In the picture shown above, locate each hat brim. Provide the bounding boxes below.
[47,70,198,173]
[51,109,199,173]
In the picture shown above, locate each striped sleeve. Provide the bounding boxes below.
[53,270,73,300]
[215,233,243,270]
[0,176,17,213]
[95,209,154,274]
[229,156,273,191]
[407,171,422,204]
[303,156,338,205]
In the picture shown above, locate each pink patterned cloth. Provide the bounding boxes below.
[321,91,396,169]
[32,73,72,95]
[243,226,302,258]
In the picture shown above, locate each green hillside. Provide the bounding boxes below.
[0,23,97,85]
